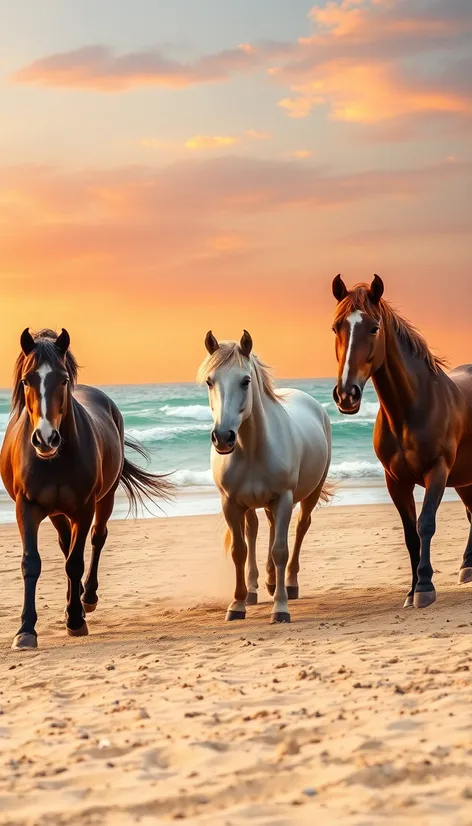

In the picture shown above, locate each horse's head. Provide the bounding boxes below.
[18,328,72,459]
[200,330,254,454]
[331,274,385,414]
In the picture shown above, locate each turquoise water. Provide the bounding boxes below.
[0,380,457,520]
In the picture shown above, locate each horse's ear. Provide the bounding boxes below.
[332,274,348,303]
[205,331,219,355]
[368,274,384,305]
[55,328,70,356]
[20,328,35,356]
[239,330,253,358]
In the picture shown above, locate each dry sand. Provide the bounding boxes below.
[1,501,472,825]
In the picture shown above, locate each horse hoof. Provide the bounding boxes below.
[458,567,472,584]
[225,610,246,621]
[11,633,37,650]
[413,590,436,609]
[266,583,275,596]
[403,595,414,608]
[245,592,258,606]
[82,600,98,613]
[67,622,89,637]
[286,586,299,600]
[270,612,291,624]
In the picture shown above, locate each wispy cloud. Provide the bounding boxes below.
[10,42,281,92]
[184,135,239,150]
[140,130,272,153]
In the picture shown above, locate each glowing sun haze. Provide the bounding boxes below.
[1,0,471,385]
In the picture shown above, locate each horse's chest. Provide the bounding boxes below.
[375,428,431,483]
[217,459,290,508]
[29,481,80,513]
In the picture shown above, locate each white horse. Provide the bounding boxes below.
[198,330,332,623]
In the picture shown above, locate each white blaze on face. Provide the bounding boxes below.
[342,311,364,386]
[36,364,54,442]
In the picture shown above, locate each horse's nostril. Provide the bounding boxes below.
[227,430,236,445]
[32,430,42,448]
[333,386,340,404]
[211,430,217,445]
[49,430,61,449]
[351,385,361,402]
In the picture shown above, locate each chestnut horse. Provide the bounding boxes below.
[1,328,172,649]
[332,275,472,608]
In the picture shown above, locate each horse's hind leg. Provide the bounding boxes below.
[269,490,294,623]
[245,510,259,605]
[286,484,323,601]
[265,508,276,596]
[456,488,472,584]
[83,489,116,612]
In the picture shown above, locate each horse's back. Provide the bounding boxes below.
[73,385,124,441]
[277,388,331,455]
[449,365,472,408]
[278,388,329,430]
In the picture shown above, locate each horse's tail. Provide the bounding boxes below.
[318,479,336,505]
[120,436,175,517]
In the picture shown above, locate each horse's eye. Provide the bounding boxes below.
[331,325,338,334]
[241,377,251,388]
[21,378,28,387]
[371,325,380,335]
[62,378,69,386]
[206,379,213,388]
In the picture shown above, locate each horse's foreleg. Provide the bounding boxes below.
[83,488,116,612]
[269,491,293,623]
[222,498,248,621]
[50,514,78,619]
[414,462,448,608]
[385,474,420,607]
[245,509,259,605]
[12,497,45,649]
[66,505,95,635]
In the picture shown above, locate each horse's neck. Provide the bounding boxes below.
[372,328,433,431]
[61,393,81,444]
[238,370,270,456]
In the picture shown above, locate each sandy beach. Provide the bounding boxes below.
[2,500,472,825]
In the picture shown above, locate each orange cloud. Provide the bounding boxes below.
[141,131,271,153]
[185,135,239,150]
[273,0,472,126]
[288,150,313,159]
[244,130,271,140]
[277,61,471,123]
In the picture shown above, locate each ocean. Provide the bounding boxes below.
[0,379,458,521]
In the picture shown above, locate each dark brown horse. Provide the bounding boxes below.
[1,328,172,649]
[331,275,472,608]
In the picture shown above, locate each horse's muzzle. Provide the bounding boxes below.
[32,428,62,459]
[211,428,236,454]
[333,383,362,415]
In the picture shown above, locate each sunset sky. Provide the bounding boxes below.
[1,0,471,385]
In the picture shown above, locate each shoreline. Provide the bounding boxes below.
[0,478,461,523]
